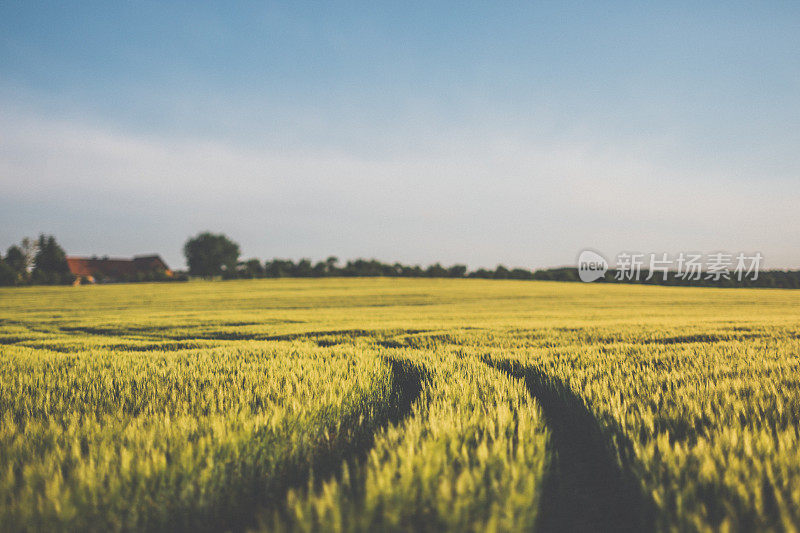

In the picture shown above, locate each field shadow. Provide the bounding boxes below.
[488,358,654,533]
[642,332,765,345]
[236,357,425,533]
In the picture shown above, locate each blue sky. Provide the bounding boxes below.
[1,1,799,269]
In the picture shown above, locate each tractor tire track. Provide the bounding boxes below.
[488,358,653,533]
[260,355,424,532]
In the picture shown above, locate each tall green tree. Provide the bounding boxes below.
[184,232,240,278]
[32,235,71,284]
[4,245,27,274]
[0,257,18,286]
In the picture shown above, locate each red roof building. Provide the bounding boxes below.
[66,255,172,284]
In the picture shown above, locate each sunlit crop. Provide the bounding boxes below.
[1,279,799,531]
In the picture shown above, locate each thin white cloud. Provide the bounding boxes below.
[1,107,798,268]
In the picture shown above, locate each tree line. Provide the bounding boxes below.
[3,232,799,288]
[183,232,535,280]
[532,267,800,289]
[183,233,800,287]
[0,235,74,286]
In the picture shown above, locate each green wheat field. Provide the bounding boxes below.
[1,279,799,532]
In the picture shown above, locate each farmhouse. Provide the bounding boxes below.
[66,255,172,284]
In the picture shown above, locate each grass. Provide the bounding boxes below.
[1,278,799,531]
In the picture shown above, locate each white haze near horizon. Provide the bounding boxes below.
[2,106,797,271]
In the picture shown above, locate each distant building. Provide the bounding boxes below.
[66,255,172,284]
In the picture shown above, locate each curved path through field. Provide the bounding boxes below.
[490,358,652,532]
